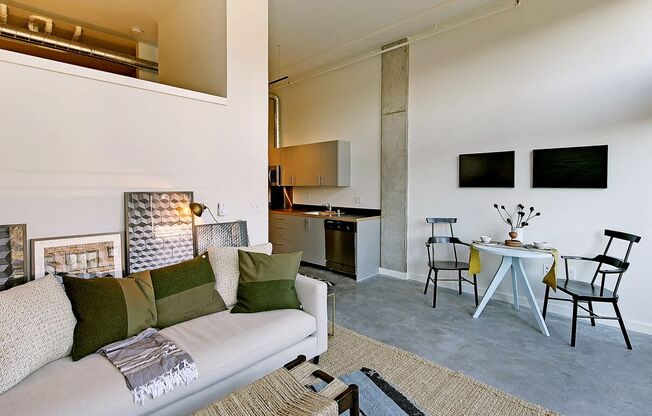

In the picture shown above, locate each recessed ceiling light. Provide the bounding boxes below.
[130,26,143,36]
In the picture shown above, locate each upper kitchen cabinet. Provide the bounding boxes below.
[306,140,351,187]
[269,147,281,166]
[281,144,307,186]
[283,140,351,187]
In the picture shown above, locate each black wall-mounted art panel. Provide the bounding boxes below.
[459,151,515,188]
[532,145,608,189]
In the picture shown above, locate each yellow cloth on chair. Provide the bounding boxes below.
[468,246,481,275]
[542,249,559,291]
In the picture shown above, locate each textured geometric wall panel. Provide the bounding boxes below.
[195,221,249,255]
[125,192,195,273]
[0,224,27,291]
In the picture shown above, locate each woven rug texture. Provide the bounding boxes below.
[319,325,560,416]
[193,367,337,416]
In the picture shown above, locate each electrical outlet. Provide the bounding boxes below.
[216,203,226,216]
[249,203,260,215]
[355,196,362,205]
[307,192,311,201]
[543,264,552,275]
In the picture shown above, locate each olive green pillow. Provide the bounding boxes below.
[231,251,303,314]
[63,271,157,361]
[150,253,227,328]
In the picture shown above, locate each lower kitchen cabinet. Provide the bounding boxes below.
[299,218,325,265]
[269,213,325,266]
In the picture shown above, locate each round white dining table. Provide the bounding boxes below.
[472,243,551,336]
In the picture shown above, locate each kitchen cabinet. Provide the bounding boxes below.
[269,147,281,166]
[280,145,307,186]
[280,140,350,187]
[299,217,326,265]
[306,140,351,187]
[269,212,325,266]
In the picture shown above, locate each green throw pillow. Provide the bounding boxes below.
[150,253,227,328]
[231,250,303,314]
[63,271,157,361]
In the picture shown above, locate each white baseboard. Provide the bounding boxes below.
[378,268,409,280]
[405,273,652,336]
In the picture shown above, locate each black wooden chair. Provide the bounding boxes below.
[424,218,478,308]
[543,229,641,349]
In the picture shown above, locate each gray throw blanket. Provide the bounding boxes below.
[98,328,198,404]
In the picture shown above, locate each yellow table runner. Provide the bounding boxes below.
[542,249,559,291]
[468,246,481,275]
[468,244,558,291]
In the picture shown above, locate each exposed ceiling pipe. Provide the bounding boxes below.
[269,93,281,149]
[0,21,158,72]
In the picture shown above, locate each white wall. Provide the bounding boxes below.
[159,0,228,97]
[409,0,652,334]
[275,57,382,209]
[0,0,269,267]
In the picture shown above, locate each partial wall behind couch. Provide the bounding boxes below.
[0,0,269,270]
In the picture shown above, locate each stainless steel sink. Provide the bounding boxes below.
[304,211,339,216]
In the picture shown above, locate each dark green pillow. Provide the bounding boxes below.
[63,271,157,361]
[150,253,227,328]
[231,251,302,314]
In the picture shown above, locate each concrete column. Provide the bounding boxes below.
[380,40,409,273]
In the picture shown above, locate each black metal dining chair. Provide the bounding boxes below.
[542,229,641,349]
[424,218,478,308]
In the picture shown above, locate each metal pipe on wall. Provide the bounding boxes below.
[0,21,159,73]
[269,93,281,148]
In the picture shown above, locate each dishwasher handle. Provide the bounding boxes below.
[324,220,356,233]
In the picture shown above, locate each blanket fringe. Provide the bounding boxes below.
[132,360,199,405]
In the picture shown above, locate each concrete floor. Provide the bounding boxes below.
[300,265,652,416]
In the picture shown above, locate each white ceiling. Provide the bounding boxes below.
[269,0,512,81]
[4,0,180,44]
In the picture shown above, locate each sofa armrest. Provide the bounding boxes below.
[295,274,328,356]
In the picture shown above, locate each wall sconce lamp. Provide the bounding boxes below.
[189,202,218,223]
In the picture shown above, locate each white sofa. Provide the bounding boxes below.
[0,275,328,416]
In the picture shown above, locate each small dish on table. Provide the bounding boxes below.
[533,241,551,250]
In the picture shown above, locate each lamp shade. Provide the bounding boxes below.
[189,202,206,217]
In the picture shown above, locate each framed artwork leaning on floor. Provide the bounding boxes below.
[31,232,123,280]
[0,224,28,291]
[124,191,195,273]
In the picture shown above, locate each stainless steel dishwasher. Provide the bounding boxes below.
[324,219,356,275]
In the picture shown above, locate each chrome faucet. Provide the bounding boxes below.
[322,203,332,212]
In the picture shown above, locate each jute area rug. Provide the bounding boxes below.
[321,326,560,416]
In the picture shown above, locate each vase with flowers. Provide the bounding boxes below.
[493,203,541,243]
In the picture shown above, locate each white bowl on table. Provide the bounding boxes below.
[533,241,551,250]
[480,236,492,244]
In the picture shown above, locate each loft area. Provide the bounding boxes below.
[0,0,226,97]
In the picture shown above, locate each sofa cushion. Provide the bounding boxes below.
[207,243,272,307]
[0,308,316,416]
[150,254,227,328]
[231,251,303,314]
[63,271,157,361]
[0,276,77,394]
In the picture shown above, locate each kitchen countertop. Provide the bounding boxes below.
[269,208,380,223]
